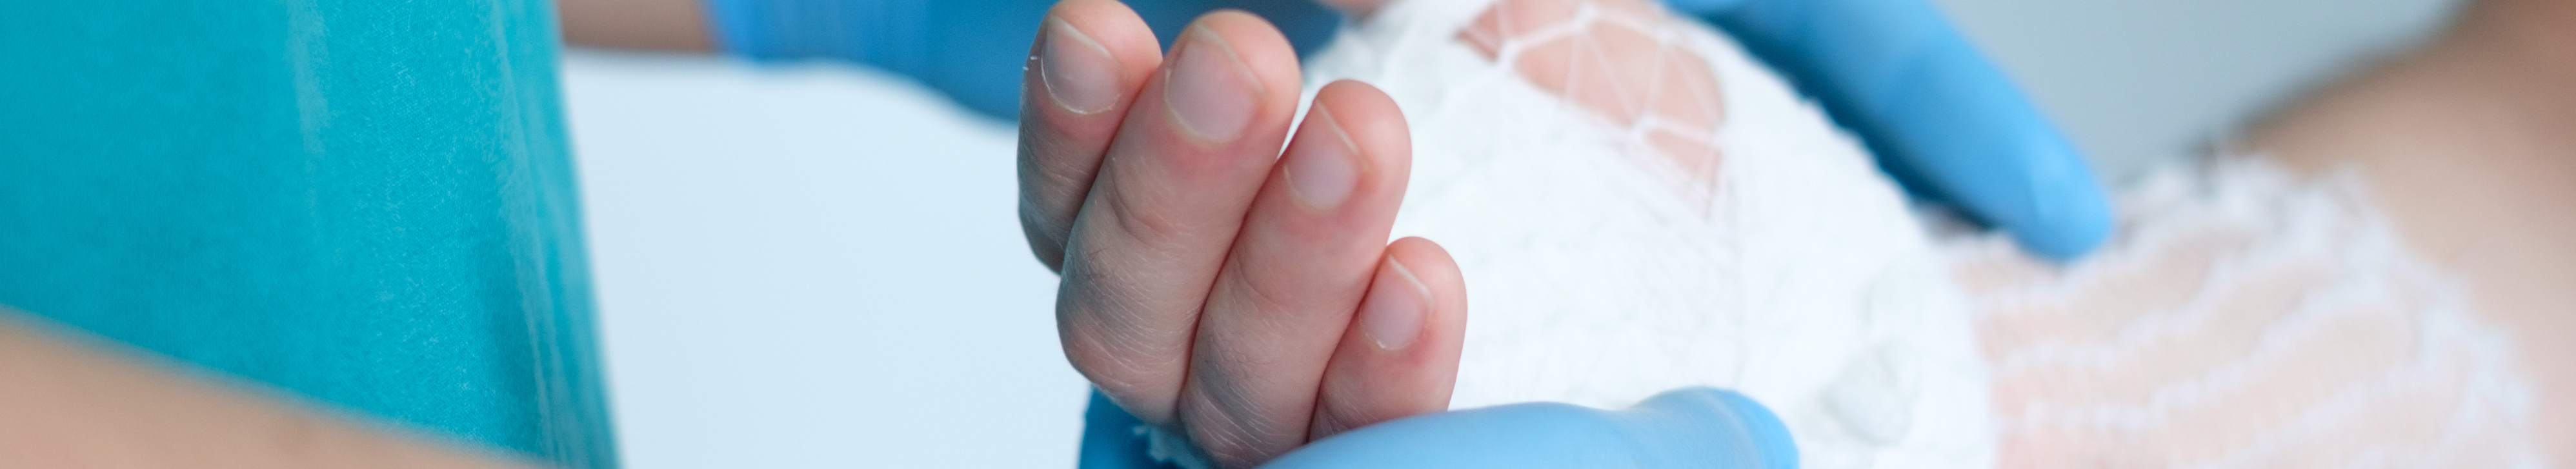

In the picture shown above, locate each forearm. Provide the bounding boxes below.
[0,309,535,469]
[558,0,714,51]
[2244,0,2576,458]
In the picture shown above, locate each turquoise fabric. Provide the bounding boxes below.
[0,0,617,466]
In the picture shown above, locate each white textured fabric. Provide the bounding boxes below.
[1944,158,2544,468]
[1243,1,2542,468]
[1302,1,1997,467]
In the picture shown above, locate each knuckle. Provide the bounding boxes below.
[1185,401,1298,468]
[1182,359,1307,466]
[1065,335,1184,423]
[1102,181,1192,244]
[1060,275,1199,423]
[1021,210,1069,270]
[1224,261,1307,321]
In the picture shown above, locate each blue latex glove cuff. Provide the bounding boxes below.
[1080,387,1797,468]
[707,0,2111,259]
[701,0,1338,120]
[1671,0,2114,259]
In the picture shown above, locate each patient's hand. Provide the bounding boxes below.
[1015,1,1736,465]
[1013,2,1467,466]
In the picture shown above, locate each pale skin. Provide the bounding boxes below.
[1020,0,1739,465]
[1016,4,1471,467]
[0,309,536,468]
[1953,0,2575,464]
[2244,0,2576,461]
[6,0,2567,466]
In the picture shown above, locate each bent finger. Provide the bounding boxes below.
[1055,10,1307,427]
[1176,80,1414,467]
[1018,0,1165,272]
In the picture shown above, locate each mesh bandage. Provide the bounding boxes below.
[1137,0,2542,466]
[1301,1,1997,467]
[1944,158,2543,468]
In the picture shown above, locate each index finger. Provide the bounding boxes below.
[1055,10,1310,427]
[1018,0,1165,272]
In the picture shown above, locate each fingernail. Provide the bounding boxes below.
[1283,106,1361,210]
[1040,17,1122,115]
[1360,257,1429,351]
[1163,25,1261,143]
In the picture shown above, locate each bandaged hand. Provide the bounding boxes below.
[1014,1,1469,467]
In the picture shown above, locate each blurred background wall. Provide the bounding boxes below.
[563,0,2464,466]
[1938,0,2459,181]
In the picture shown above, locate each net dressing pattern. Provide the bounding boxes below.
[1459,0,1727,205]
[1303,0,2000,467]
[1944,159,2543,468]
[1150,0,2542,466]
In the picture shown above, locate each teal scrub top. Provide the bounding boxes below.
[0,0,616,466]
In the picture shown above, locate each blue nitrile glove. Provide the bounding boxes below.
[1078,388,1167,468]
[1668,0,2113,259]
[703,0,1339,119]
[719,0,2112,462]
[1078,387,1797,468]
[706,0,2111,259]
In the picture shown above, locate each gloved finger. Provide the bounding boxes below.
[1264,387,1799,469]
[1670,0,2115,260]
[1019,0,1166,273]
[1179,80,1416,468]
[1309,237,1469,440]
[1057,10,1308,428]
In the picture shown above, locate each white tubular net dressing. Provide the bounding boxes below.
[1945,158,2542,468]
[1307,0,1996,467]
[1134,0,2543,466]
